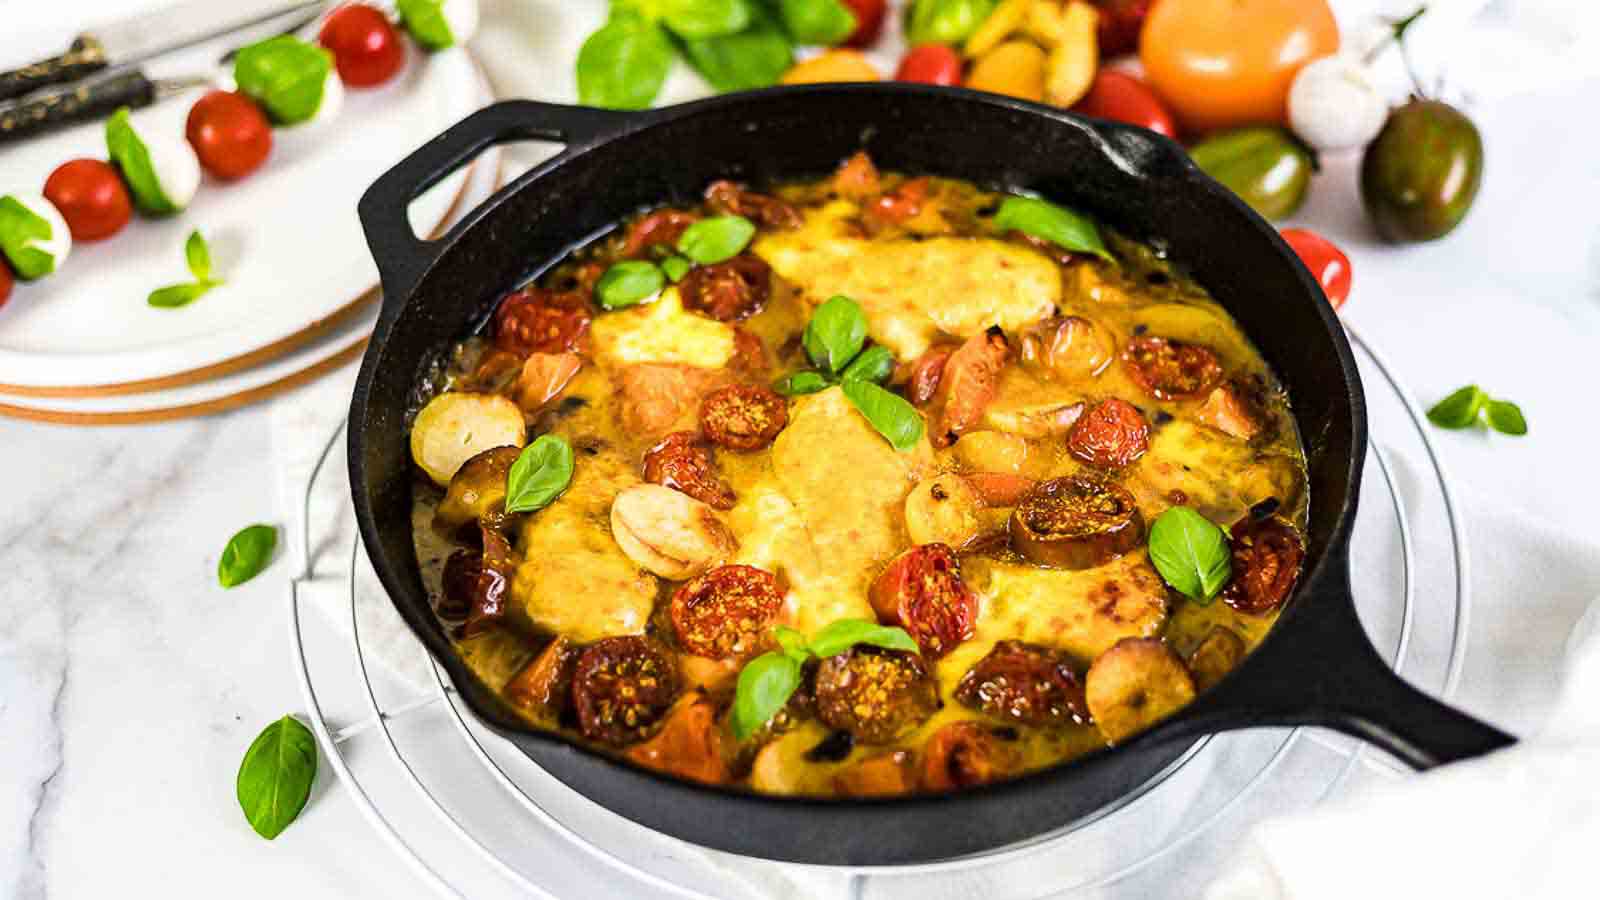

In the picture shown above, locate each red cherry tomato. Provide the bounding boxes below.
[185,91,272,181]
[1066,397,1150,468]
[1094,0,1151,57]
[0,261,13,309]
[42,159,131,242]
[1280,228,1351,309]
[869,543,977,658]
[1072,70,1177,139]
[842,0,888,48]
[895,44,963,86]
[319,3,406,87]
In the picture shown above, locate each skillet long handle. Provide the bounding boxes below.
[357,100,636,327]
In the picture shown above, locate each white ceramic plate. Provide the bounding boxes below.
[0,45,487,391]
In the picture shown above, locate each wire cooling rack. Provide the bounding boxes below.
[286,327,1471,898]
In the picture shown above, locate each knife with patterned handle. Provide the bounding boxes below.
[0,71,210,145]
[0,37,111,103]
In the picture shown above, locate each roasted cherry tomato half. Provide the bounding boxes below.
[493,286,592,356]
[1067,397,1150,468]
[0,261,13,309]
[872,177,931,223]
[843,0,889,47]
[895,43,963,86]
[704,180,801,230]
[1071,70,1177,139]
[920,721,1019,791]
[450,526,516,636]
[905,345,953,407]
[643,431,735,509]
[956,640,1088,726]
[1094,0,1152,57]
[814,647,940,744]
[570,635,681,746]
[869,543,977,658]
[1122,335,1225,401]
[1220,516,1305,614]
[730,327,769,373]
[504,636,578,718]
[622,209,698,258]
[1280,228,1351,309]
[42,159,132,242]
[185,90,272,181]
[833,750,918,797]
[319,3,406,87]
[1009,477,1144,569]
[1141,0,1339,132]
[679,254,772,322]
[700,383,788,450]
[670,564,783,660]
[933,329,1008,447]
[626,694,731,785]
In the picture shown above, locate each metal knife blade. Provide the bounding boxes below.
[89,0,326,66]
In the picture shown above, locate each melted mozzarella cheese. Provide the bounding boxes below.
[591,287,736,368]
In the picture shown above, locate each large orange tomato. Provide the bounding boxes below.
[1140,0,1338,134]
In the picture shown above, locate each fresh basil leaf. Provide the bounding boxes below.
[803,294,868,373]
[773,370,831,395]
[149,281,218,309]
[732,651,804,740]
[1148,507,1232,604]
[185,230,212,282]
[842,380,924,451]
[773,624,809,660]
[1484,399,1528,436]
[237,715,317,840]
[840,344,894,385]
[1426,385,1486,429]
[106,108,177,215]
[676,215,756,265]
[661,0,751,39]
[505,435,574,514]
[905,0,997,45]
[396,0,459,50]
[0,195,60,279]
[219,524,277,587]
[661,254,692,282]
[778,0,857,44]
[596,260,666,310]
[807,618,918,658]
[992,196,1112,261]
[577,11,675,110]
[233,36,334,126]
[679,3,794,92]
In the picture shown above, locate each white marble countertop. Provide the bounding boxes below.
[4,4,1600,897]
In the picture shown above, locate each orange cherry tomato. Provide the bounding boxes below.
[1280,228,1351,309]
[896,44,963,86]
[842,0,889,48]
[1140,0,1338,133]
[319,3,405,87]
[43,159,132,242]
[1072,70,1176,139]
[185,91,272,181]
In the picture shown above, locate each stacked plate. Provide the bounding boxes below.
[0,44,496,424]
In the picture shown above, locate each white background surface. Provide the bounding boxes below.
[3,1,1599,899]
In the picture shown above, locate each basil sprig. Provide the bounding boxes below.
[840,344,895,385]
[106,108,177,215]
[773,295,921,448]
[1427,385,1527,436]
[149,230,223,308]
[237,715,318,839]
[803,294,868,373]
[1148,507,1232,604]
[660,0,752,38]
[0,195,60,279]
[906,0,997,45]
[992,196,1113,262]
[841,381,924,451]
[676,214,756,265]
[505,435,575,513]
[661,254,692,282]
[679,2,795,92]
[777,0,857,44]
[233,36,334,126]
[732,619,918,740]
[577,10,675,110]
[219,523,277,588]
[596,260,666,310]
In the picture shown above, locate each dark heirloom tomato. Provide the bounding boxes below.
[493,286,592,356]
[185,91,272,180]
[869,544,977,658]
[679,254,772,321]
[670,565,783,660]
[43,159,132,241]
[905,346,953,406]
[571,636,681,746]
[814,647,940,744]
[1220,516,1305,614]
[934,328,1009,447]
[955,640,1088,726]
[319,3,405,87]
[704,180,802,230]
[920,721,1020,791]
[1122,335,1225,401]
[643,432,736,509]
[622,209,698,258]
[700,384,788,450]
[505,636,578,718]
[1009,477,1144,569]
[1067,398,1150,468]
[448,526,516,635]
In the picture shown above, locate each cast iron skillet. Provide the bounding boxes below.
[350,85,1514,866]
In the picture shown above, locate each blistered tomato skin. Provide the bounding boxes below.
[956,640,1088,726]
[43,159,132,241]
[670,565,783,660]
[623,209,698,258]
[1072,70,1176,139]
[493,287,592,356]
[1009,477,1144,569]
[895,44,963,86]
[571,636,681,746]
[1122,335,1225,401]
[319,3,406,87]
[643,431,736,510]
[679,254,772,321]
[1220,516,1305,614]
[814,648,940,744]
[1280,228,1351,309]
[869,544,978,658]
[185,91,273,181]
[700,384,788,450]
[919,721,1019,791]
[1067,398,1150,468]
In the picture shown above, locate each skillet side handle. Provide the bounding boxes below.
[1180,554,1516,771]
[357,100,634,319]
